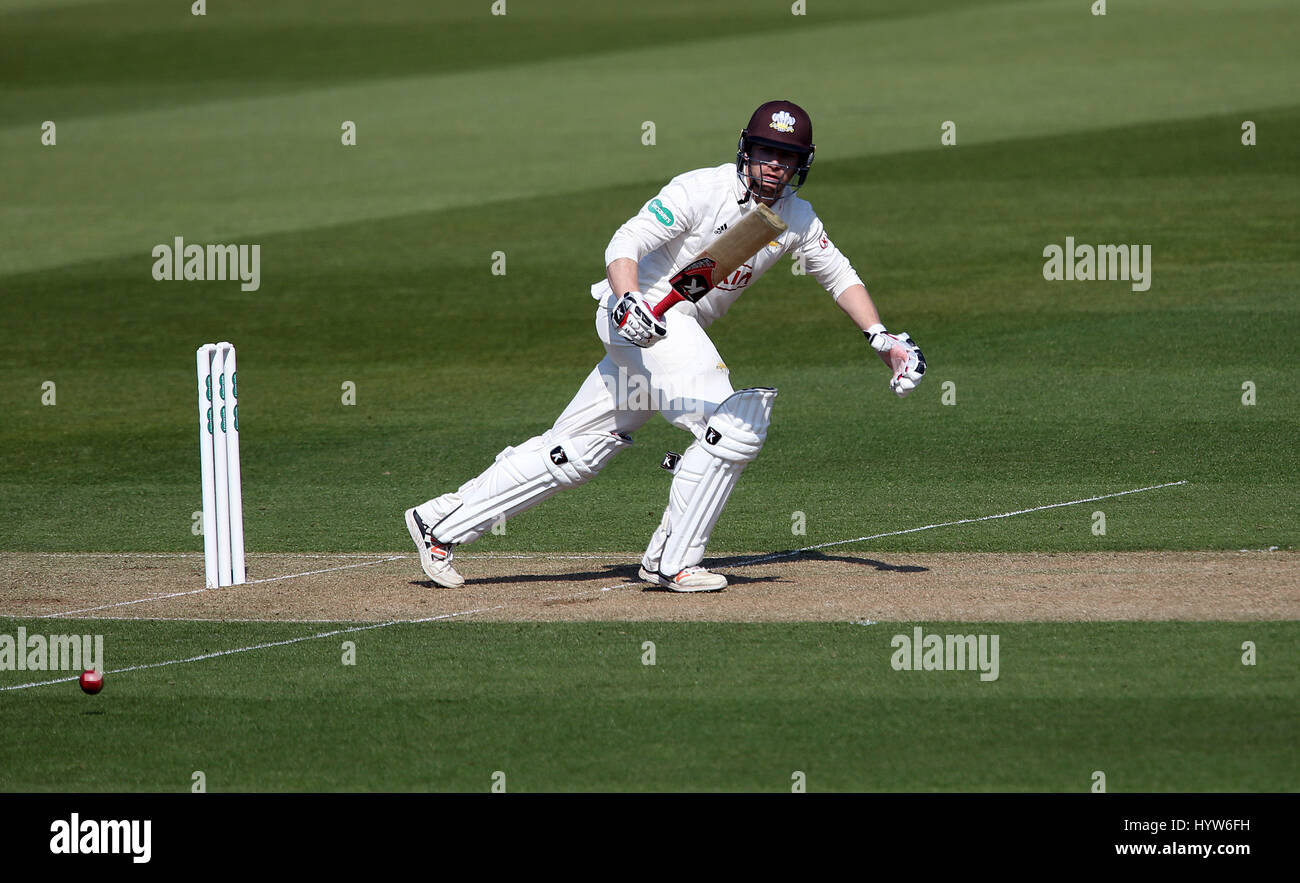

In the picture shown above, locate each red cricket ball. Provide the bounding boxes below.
[79,669,104,695]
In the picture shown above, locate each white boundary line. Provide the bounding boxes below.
[0,605,505,693]
[37,616,397,624]
[1,480,1188,691]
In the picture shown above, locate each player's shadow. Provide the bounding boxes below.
[408,550,924,590]
[410,563,646,589]
[712,549,930,574]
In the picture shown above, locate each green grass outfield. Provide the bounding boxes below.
[0,619,1295,792]
[1,0,1296,553]
[1,1,1296,792]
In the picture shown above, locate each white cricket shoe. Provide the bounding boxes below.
[638,565,728,593]
[405,507,465,588]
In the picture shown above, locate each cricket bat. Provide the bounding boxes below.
[649,203,788,320]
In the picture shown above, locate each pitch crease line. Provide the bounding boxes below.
[736,480,1189,567]
[12,481,1190,681]
[588,480,1189,589]
[39,556,405,618]
[27,553,625,561]
[27,553,398,560]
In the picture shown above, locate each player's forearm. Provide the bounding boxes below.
[607,258,641,295]
[836,283,895,369]
[835,284,882,332]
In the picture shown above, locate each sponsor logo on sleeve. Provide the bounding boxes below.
[648,199,674,226]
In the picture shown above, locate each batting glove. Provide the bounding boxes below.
[613,291,667,347]
[865,323,926,398]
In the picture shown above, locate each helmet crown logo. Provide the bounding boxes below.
[769,111,797,133]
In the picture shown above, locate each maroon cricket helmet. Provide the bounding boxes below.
[736,100,816,196]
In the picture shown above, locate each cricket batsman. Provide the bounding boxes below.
[406,100,925,591]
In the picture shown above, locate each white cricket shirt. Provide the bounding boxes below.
[592,163,864,328]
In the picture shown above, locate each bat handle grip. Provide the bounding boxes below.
[650,291,683,321]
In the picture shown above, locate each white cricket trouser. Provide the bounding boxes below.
[422,304,738,552]
[567,304,736,440]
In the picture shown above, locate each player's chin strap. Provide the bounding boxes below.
[642,387,778,577]
[735,164,759,206]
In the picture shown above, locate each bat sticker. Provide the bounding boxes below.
[669,257,717,302]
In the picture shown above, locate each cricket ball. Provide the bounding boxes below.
[79,669,104,695]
